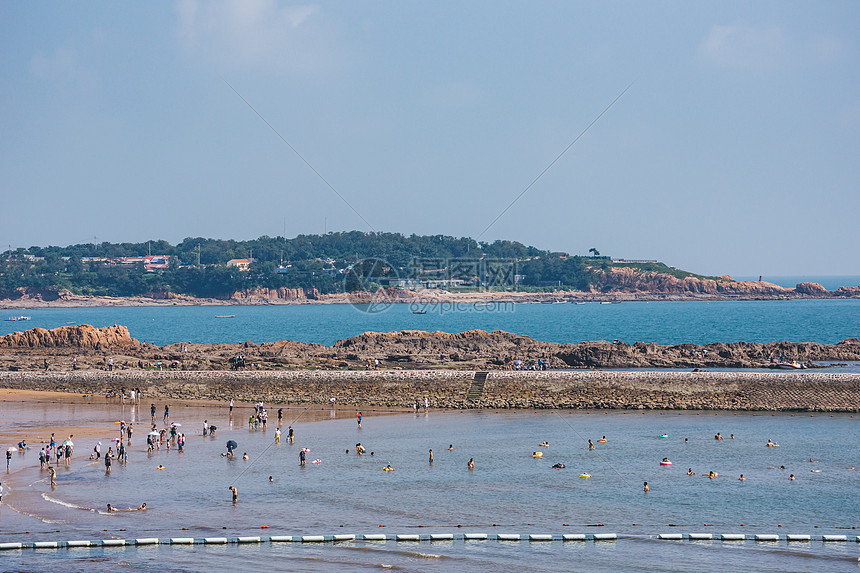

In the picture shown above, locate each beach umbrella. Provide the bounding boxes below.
[171,422,182,427]
[226,440,237,449]
[6,447,17,452]
[62,439,74,447]
[148,431,159,436]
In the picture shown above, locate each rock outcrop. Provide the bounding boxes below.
[0,324,138,349]
[2,325,859,372]
[231,287,319,302]
[795,282,828,296]
[590,267,793,296]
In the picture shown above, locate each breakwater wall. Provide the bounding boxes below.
[0,370,858,412]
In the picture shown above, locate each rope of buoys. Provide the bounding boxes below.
[1,532,858,550]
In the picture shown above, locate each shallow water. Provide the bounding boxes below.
[0,398,857,571]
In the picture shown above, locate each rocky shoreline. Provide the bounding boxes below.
[3,325,859,372]
[2,325,859,412]
[0,369,858,412]
[2,277,860,309]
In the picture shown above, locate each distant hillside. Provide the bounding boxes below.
[2,232,848,301]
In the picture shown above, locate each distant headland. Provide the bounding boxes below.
[1,232,858,308]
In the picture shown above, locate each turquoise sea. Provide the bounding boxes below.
[3,299,860,347]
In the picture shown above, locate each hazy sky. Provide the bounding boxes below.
[2,2,858,276]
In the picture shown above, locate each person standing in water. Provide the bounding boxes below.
[643,481,649,492]
[357,412,362,428]
[467,458,474,470]
[288,426,294,443]
[229,486,238,503]
[429,449,433,464]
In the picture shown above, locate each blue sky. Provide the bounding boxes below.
[2,1,858,276]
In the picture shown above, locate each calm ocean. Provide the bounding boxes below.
[3,299,860,347]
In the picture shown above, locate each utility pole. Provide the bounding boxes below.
[197,243,201,266]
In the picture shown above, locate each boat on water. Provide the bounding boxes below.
[412,310,427,315]
[4,316,31,321]
[215,315,235,319]
[775,360,805,370]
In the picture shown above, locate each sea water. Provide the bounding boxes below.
[3,299,860,346]
[0,398,857,571]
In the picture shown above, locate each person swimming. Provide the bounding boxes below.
[539,442,549,447]
[687,468,695,475]
[588,440,594,450]
[552,463,565,469]
[789,474,795,481]
[467,458,474,470]
[106,504,115,512]
[643,481,649,493]
[738,474,745,481]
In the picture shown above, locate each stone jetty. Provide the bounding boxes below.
[0,369,858,412]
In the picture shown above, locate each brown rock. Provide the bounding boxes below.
[0,324,138,349]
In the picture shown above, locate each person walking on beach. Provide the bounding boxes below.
[278,408,283,425]
[357,412,362,428]
[229,399,234,416]
[275,428,281,444]
[6,449,11,470]
[49,467,56,487]
[163,405,169,423]
[151,404,156,423]
[127,423,133,444]
[0,481,3,506]
[104,450,112,474]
